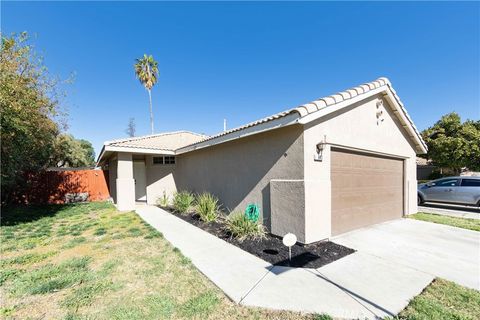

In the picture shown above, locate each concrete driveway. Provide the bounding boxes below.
[333,218,480,290]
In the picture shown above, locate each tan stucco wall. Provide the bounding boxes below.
[270,179,306,242]
[176,125,305,228]
[303,94,418,242]
[145,155,177,205]
[116,152,135,211]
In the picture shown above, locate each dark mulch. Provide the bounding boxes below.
[163,207,355,269]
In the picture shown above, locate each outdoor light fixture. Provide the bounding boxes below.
[314,135,327,162]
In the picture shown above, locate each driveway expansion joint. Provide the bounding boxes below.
[239,265,275,304]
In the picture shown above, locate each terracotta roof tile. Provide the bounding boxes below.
[106,131,207,151]
[179,77,427,152]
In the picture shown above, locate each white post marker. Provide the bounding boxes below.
[282,233,297,264]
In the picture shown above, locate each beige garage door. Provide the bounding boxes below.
[331,149,404,236]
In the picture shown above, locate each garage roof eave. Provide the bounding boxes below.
[297,83,428,155]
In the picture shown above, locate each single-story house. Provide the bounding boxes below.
[97,77,427,244]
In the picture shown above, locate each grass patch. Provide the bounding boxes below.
[62,237,87,249]
[1,202,317,319]
[180,291,220,318]
[93,227,106,236]
[0,252,55,267]
[0,268,23,286]
[409,213,480,232]
[62,279,117,310]
[10,257,92,295]
[399,278,480,320]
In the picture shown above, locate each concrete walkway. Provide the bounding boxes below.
[136,205,444,319]
[418,203,480,220]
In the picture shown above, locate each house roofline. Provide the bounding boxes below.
[97,77,427,164]
[179,77,427,154]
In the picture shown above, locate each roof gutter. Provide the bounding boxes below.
[96,145,175,167]
[96,145,106,167]
[176,112,301,154]
[382,89,428,154]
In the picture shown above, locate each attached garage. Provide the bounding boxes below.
[330,149,404,236]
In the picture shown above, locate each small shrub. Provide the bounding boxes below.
[172,191,195,214]
[225,211,266,242]
[196,193,219,223]
[156,191,170,207]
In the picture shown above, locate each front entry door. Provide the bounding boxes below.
[133,161,147,201]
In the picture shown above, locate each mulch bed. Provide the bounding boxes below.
[162,207,355,269]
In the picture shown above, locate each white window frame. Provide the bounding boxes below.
[152,156,175,166]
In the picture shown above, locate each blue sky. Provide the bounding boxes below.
[3,1,479,157]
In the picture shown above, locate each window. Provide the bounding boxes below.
[434,179,459,187]
[152,156,175,165]
[461,179,480,187]
[164,156,175,164]
[153,156,164,165]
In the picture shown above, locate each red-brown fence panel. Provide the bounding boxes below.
[19,169,110,204]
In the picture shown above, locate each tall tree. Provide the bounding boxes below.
[0,33,65,202]
[125,117,136,137]
[50,134,95,168]
[421,112,480,173]
[134,54,159,134]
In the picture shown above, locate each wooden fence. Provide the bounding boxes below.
[17,169,110,204]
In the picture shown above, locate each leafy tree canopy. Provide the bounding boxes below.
[1,33,95,202]
[421,112,480,172]
[51,134,96,168]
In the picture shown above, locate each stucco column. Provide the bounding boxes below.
[116,152,135,211]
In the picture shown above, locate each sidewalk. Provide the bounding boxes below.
[136,205,433,319]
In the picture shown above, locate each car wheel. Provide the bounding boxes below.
[418,195,424,206]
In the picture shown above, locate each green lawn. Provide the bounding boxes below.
[1,203,479,319]
[0,202,319,320]
[409,212,480,232]
[399,278,480,320]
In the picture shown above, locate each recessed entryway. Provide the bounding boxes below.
[133,160,147,201]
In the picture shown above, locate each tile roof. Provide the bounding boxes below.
[180,77,427,151]
[101,78,426,155]
[105,131,207,151]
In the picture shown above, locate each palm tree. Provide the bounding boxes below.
[134,54,159,134]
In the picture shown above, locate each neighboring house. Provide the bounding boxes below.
[97,78,427,243]
[416,157,437,180]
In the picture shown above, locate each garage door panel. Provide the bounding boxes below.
[331,149,403,236]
